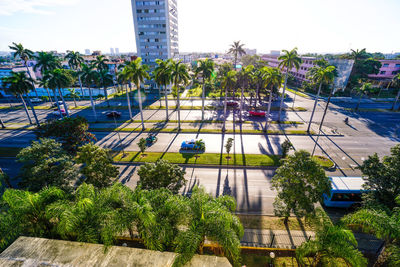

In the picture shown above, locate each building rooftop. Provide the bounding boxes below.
[0,236,232,267]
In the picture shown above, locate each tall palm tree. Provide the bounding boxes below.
[8,42,39,97]
[65,51,85,97]
[173,187,244,267]
[116,68,134,121]
[221,70,237,132]
[196,59,215,121]
[44,69,74,117]
[355,81,373,111]
[307,65,337,133]
[2,72,40,125]
[93,55,110,102]
[68,88,80,108]
[170,60,190,130]
[122,58,150,130]
[237,65,254,122]
[34,51,61,103]
[80,64,99,121]
[263,67,283,131]
[228,41,246,71]
[389,73,400,110]
[277,48,302,121]
[37,76,53,103]
[154,59,173,121]
[98,69,113,107]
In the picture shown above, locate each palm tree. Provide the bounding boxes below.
[263,67,283,131]
[297,219,367,266]
[2,72,40,125]
[68,88,80,108]
[44,69,73,117]
[307,65,337,133]
[98,69,113,107]
[37,76,53,103]
[170,60,190,130]
[47,183,159,249]
[122,58,150,130]
[65,51,85,97]
[237,65,254,122]
[34,51,61,73]
[93,55,110,102]
[196,59,215,121]
[228,41,246,71]
[389,73,400,110]
[173,187,244,267]
[80,64,99,121]
[117,68,134,121]
[221,70,237,132]
[9,42,39,97]
[277,48,302,121]
[355,81,373,111]
[154,59,173,121]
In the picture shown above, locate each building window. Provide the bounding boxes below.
[380,71,386,75]
[396,64,400,68]
[383,64,389,67]
[392,71,398,75]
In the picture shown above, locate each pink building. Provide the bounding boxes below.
[261,54,317,83]
[368,59,400,80]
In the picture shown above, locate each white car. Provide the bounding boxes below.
[30,98,42,103]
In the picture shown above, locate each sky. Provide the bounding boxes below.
[0,0,399,54]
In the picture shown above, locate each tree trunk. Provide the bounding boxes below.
[318,85,334,132]
[78,74,84,99]
[278,72,289,121]
[392,89,400,110]
[104,85,110,107]
[201,79,205,121]
[176,83,181,130]
[222,86,228,132]
[356,93,363,111]
[136,82,145,130]
[58,88,70,117]
[239,82,244,122]
[53,90,63,118]
[88,87,97,121]
[158,84,162,107]
[73,97,77,108]
[126,84,133,121]
[164,85,169,121]
[24,63,39,98]
[264,90,273,132]
[45,87,53,102]
[284,216,289,225]
[0,115,5,128]
[307,82,323,133]
[20,95,33,124]
[25,96,40,126]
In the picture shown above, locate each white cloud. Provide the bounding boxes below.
[0,0,79,16]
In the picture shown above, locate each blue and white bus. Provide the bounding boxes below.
[323,177,367,208]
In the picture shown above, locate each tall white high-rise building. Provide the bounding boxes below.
[84,49,91,55]
[131,0,179,66]
[115,48,120,55]
[110,48,115,55]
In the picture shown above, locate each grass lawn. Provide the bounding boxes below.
[312,155,335,169]
[186,86,203,97]
[287,88,309,98]
[238,215,313,231]
[112,151,281,167]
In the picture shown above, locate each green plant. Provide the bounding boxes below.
[138,138,147,154]
[137,159,186,194]
[225,138,234,156]
[195,139,205,150]
[280,139,293,158]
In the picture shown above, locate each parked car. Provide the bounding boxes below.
[106,111,122,118]
[226,101,239,107]
[181,139,205,150]
[249,110,266,117]
[146,135,157,146]
[30,98,42,103]
[51,101,64,108]
[51,108,67,116]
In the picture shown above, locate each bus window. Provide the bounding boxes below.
[331,193,362,202]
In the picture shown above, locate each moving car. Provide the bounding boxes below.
[146,135,157,145]
[51,108,67,116]
[51,101,64,108]
[323,177,367,208]
[249,110,266,117]
[30,98,42,103]
[106,111,122,118]
[181,139,205,150]
[226,101,239,107]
